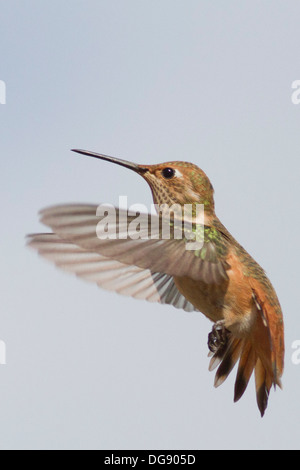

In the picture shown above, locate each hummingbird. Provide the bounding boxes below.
[27,149,284,417]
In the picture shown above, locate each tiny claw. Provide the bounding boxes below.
[208,320,229,355]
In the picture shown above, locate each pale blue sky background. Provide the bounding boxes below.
[1,0,300,450]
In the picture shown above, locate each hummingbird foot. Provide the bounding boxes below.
[208,321,230,356]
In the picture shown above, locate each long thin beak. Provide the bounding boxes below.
[71,149,148,174]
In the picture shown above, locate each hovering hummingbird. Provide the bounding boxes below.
[28,149,284,417]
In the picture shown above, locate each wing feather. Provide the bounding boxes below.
[27,233,197,313]
[39,204,230,284]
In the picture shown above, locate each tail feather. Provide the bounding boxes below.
[214,338,243,388]
[255,358,272,417]
[210,332,278,417]
[234,341,256,403]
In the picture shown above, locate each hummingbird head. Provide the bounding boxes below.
[139,161,215,213]
[72,150,215,214]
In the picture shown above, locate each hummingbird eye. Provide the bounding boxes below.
[162,167,175,179]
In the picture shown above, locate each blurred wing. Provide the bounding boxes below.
[39,204,230,284]
[27,233,197,312]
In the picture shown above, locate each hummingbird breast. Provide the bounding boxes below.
[173,249,257,334]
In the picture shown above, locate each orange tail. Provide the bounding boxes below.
[209,309,284,417]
